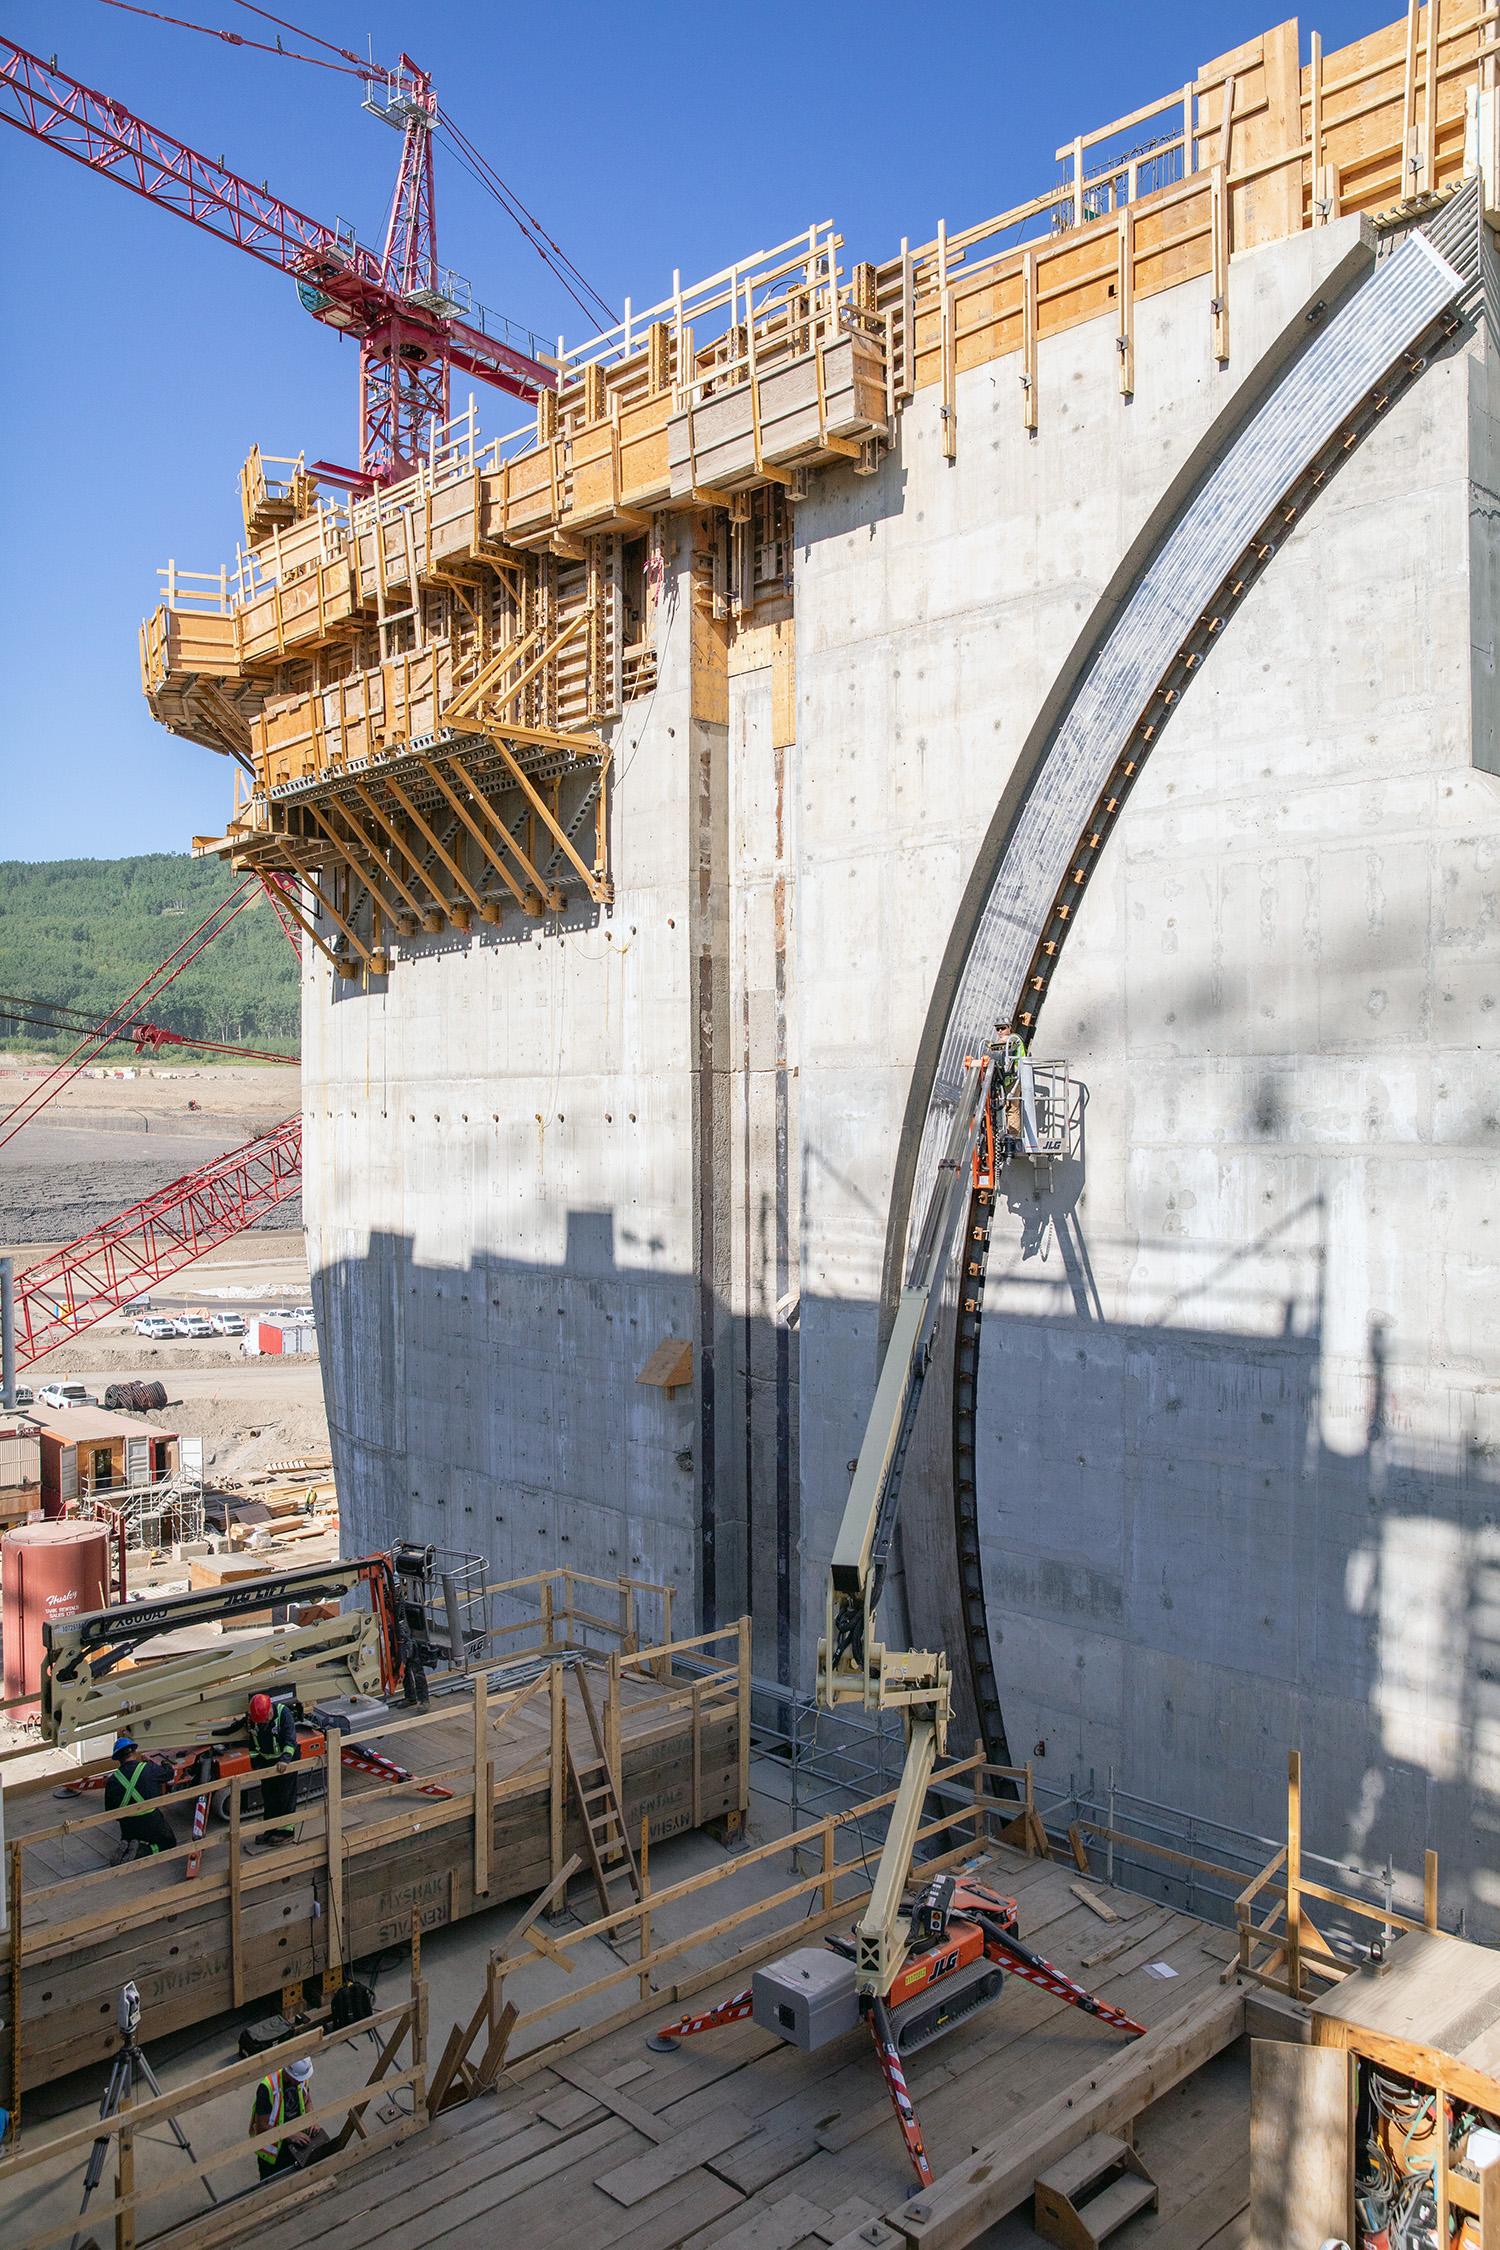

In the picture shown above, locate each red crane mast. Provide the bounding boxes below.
[0,37,557,479]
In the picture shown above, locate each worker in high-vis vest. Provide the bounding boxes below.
[104,1734,175,1859]
[247,1690,300,1842]
[250,2055,314,2178]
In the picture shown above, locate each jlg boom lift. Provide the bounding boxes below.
[37,1544,488,1869]
[652,1037,1144,2187]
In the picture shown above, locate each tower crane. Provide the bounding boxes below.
[649,1038,1146,2187]
[0,34,565,479]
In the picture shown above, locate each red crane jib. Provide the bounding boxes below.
[12,1115,303,1369]
[0,40,554,418]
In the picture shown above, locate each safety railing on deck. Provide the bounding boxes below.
[0,1928,428,2245]
[2,1592,750,2151]
[478,1564,673,1665]
[467,1746,1042,2084]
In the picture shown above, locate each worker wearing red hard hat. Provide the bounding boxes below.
[247,1690,300,1844]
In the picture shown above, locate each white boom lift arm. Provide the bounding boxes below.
[815,1038,1004,1994]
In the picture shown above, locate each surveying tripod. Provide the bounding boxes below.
[71,1984,217,2249]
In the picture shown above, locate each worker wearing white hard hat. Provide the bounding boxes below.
[250,2053,314,2179]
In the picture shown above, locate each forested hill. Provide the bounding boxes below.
[0,856,299,1056]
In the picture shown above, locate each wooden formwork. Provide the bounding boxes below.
[0,1577,748,2105]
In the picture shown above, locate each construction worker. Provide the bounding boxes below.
[104,1734,175,1860]
[249,2053,314,2178]
[247,1690,300,1842]
[996,1021,1028,1151]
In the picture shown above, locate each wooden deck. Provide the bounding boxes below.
[2,1616,748,2094]
[249,1842,1247,2250]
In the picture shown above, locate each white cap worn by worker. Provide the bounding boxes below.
[287,2057,313,2083]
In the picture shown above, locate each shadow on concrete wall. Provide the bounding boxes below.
[309,1210,805,1690]
[974,1174,1499,1939]
[308,1183,1497,1937]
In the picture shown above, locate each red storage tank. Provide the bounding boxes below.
[1,1520,111,1717]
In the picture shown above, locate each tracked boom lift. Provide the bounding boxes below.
[653,1036,1143,2185]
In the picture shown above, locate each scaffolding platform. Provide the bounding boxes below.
[0,1589,749,2096]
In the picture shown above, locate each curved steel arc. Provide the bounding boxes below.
[876,198,1475,1753]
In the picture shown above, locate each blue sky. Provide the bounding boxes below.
[1,0,1383,862]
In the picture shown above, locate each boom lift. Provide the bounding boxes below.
[37,1545,485,1864]
[652,1036,1143,2186]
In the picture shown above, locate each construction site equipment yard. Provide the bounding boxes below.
[1,1,1499,2245]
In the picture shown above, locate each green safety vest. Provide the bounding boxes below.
[252,2070,308,2176]
[114,1762,150,1808]
[112,1762,163,1852]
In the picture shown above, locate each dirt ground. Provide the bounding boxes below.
[1,1059,327,1476]
[0,1058,302,1241]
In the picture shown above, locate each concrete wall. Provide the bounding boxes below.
[303,523,705,1604]
[792,223,1500,1929]
[305,199,1499,1928]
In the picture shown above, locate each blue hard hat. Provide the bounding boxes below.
[113,1734,136,1756]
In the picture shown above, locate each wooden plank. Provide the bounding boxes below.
[1247,2041,1349,2250]
[597,2109,758,2207]
[893,1987,1247,2247]
[550,2054,669,2143]
[1071,1882,1119,1923]
[701,2191,830,2250]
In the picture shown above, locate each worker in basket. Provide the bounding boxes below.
[996,1022,1028,1151]
[250,2053,314,2179]
[247,1690,300,1844]
[104,1733,175,1861]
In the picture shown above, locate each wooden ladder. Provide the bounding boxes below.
[567,1665,642,1919]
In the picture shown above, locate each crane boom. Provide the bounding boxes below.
[0,39,555,474]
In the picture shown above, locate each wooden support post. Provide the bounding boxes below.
[325,1742,343,1982]
[8,1840,21,2147]
[657,1583,673,1683]
[1424,1848,1439,1931]
[1071,132,1084,226]
[548,1662,566,1909]
[936,218,956,463]
[972,1740,987,1845]
[1402,0,1421,186]
[618,1580,632,1653]
[691,1680,703,1829]
[638,1818,652,1994]
[473,1673,490,1899]
[229,1772,245,2008]
[1116,205,1135,395]
[1310,30,1326,223]
[409,1911,427,2076]
[606,1652,622,1788]
[737,1613,752,1817]
[1211,162,1231,365]
[1422,0,1441,193]
[1286,1748,1303,2001]
[541,1577,554,1651]
[1021,250,1038,432]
